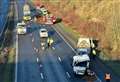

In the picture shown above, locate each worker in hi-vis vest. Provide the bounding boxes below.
[47,37,54,48]
[105,73,111,82]
[92,48,97,60]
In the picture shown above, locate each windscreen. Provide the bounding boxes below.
[78,51,87,55]
[41,30,47,32]
[74,61,88,67]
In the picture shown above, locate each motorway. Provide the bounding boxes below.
[16,0,89,82]
[15,0,120,82]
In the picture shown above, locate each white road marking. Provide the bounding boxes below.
[58,56,62,62]
[36,48,39,52]
[30,33,32,36]
[41,47,45,50]
[40,64,43,68]
[32,38,34,42]
[15,34,18,82]
[37,57,39,63]
[66,72,71,78]
[52,26,102,82]
[40,73,44,79]
[15,1,19,82]
[52,47,55,50]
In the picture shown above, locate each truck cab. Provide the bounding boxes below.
[73,53,90,75]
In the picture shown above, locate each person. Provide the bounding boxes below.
[92,48,96,60]
[105,73,111,82]
[47,37,54,48]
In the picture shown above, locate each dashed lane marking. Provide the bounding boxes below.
[37,57,39,63]
[32,38,34,42]
[30,33,32,36]
[40,64,43,68]
[66,72,71,78]
[58,56,62,62]
[34,47,36,50]
[40,73,44,79]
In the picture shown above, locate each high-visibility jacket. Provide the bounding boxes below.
[105,73,111,80]
[92,49,96,55]
[47,38,54,45]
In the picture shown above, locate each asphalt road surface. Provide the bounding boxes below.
[15,0,120,82]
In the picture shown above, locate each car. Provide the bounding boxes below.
[40,8,48,15]
[39,28,48,38]
[16,23,27,34]
[17,21,26,26]
[23,15,31,21]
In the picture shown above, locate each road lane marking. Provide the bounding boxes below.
[40,64,43,68]
[40,73,44,79]
[15,1,19,82]
[66,72,71,78]
[36,48,39,52]
[32,38,34,42]
[58,56,62,62]
[30,33,32,36]
[37,57,39,63]
[52,47,55,50]
[34,47,36,50]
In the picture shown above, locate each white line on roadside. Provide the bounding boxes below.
[30,33,32,36]
[40,64,43,68]
[52,27,76,54]
[15,34,18,82]
[66,72,71,78]
[52,47,55,50]
[34,47,36,50]
[15,1,19,82]
[52,26,102,82]
[58,56,62,62]
[36,48,39,52]
[40,73,44,79]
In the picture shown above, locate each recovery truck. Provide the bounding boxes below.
[23,4,31,21]
[72,38,95,75]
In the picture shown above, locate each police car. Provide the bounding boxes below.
[39,28,48,38]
